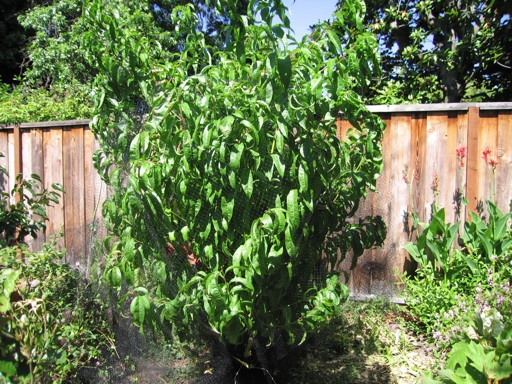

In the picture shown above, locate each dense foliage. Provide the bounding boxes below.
[0,243,115,383]
[0,0,250,124]
[85,0,386,376]
[0,84,93,125]
[403,147,512,383]
[0,159,114,383]
[356,0,512,103]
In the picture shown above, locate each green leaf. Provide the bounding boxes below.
[265,82,273,104]
[106,265,122,288]
[285,224,299,257]
[494,212,511,241]
[241,169,254,198]
[219,115,235,137]
[271,154,285,177]
[221,195,235,223]
[123,237,135,262]
[298,163,308,194]
[153,261,167,283]
[278,55,292,89]
[230,143,244,170]
[326,29,343,53]
[0,360,16,377]
[476,231,493,258]
[130,294,150,330]
[446,341,470,371]
[286,189,300,231]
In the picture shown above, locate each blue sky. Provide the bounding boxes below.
[282,0,339,39]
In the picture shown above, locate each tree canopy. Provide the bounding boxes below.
[0,0,251,124]
[357,0,512,103]
[0,0,31,84]
[17,0,249,89]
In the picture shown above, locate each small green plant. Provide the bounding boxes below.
[0,153,64,247]
[0,158,115,382]
[426,282,512,384]
[403,145,512,382]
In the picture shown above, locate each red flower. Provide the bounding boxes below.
[482,147,492,163]
[456,144,466,168]
[488,157,499,169]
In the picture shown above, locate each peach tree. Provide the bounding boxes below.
[83,0,385,368]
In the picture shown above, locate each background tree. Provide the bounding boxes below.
[16,0,250,90]
[0,0,250,123]
[0,0,31,84]
[355,0,512,103]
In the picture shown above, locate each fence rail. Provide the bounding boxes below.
[1,103,511,294]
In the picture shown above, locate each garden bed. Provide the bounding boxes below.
[87,299,438,384]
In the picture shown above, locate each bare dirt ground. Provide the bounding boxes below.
[79,300,437,384]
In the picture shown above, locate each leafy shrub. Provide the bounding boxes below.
[0,83,93,125]
[0,155,115,382]
[0,155,64,247]
[84,0,386,376]
[0,242,115,383]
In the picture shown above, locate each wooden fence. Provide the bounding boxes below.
[1,102,511,294]
[339,103,512,296]
[0,120,110,276]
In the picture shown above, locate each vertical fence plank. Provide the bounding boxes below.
[84,125,105,276]
[478,111,499,208]
[443,112,460,223]
[496,112,512,213]
[7,131,15,204]
[12,126,22,203]
[30,128,45,249]
[424,113,448,215]
[0,129,9,194]
[43,128,65,249]
[466,107,481,212]
[21,129,36,250]
[63,127,85,265]
[455,112,469,224]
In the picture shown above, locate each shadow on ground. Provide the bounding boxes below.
[73,300,431,384]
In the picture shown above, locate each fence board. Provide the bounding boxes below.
[24,128,46,249]
[1,103,512,296]
[43,128,65,249]
[466,107,481,212]
[0,130,8,194]
[455,113,469,223]
[497,112,512,212]
[63,127,85,265]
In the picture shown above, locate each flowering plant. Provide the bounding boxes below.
[430,303,512,384]
[404,144,512,383]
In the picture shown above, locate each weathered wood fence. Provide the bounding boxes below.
[1,103,511,293]
[0,120,110,275]
[340,103,512,296]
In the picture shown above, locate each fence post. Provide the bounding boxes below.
[466,107,480,213]
[13,125,22,203]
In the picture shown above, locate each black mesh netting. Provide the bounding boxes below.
[99,146,347,384]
